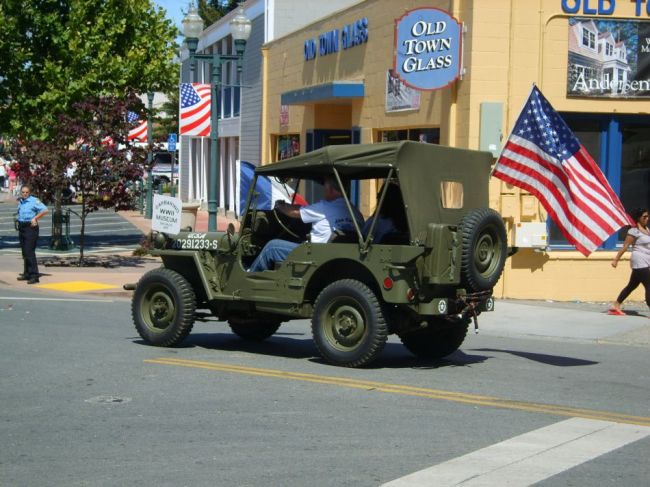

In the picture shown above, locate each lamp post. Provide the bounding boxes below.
[182,3,251,231]
[144,91,154,219]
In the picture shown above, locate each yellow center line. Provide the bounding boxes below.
[145,357,650,427]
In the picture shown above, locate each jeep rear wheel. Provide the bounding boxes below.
[312,279,388,367]
[132,268,196,346]
[228,319,282,341]
[459,208,507,292]
[398,317,470,359]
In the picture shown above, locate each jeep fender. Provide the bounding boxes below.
[159,251,218,303]
[304,254,420,305]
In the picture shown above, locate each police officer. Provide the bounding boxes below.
[16,184,48,284]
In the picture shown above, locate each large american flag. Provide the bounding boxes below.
[179,83,211,137]
[127,111,147,141]
[493,86,632,256]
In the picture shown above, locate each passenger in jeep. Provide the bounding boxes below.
[362,181,407,243]
[248,176,363,272]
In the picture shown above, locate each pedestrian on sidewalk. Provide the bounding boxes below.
[610,207,650,315]
[16,184,49,284]
[7,163,17,196]
[0,158,6,191]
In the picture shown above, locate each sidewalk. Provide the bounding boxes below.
[120,207,240,235]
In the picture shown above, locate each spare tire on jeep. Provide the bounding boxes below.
[459,208,507,292]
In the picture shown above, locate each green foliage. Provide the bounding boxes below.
[0,0,179,140]
[12,93,147,262]
[197,0,239,26]
[154,81,180,140]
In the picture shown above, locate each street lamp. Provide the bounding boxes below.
[182,3,252,232]
[145,91,154,219]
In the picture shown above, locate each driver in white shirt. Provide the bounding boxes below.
[248,176,363,272]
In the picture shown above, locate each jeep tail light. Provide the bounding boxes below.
[383,277,393,290]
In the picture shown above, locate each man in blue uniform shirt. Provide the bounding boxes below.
[16,184,48,284]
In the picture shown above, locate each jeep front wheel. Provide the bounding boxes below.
[398,317,470,359]
[312,279,388,367]
[132,268,196,346]
[228,318,282,341]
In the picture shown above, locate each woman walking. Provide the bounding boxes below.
[610,207,650,315]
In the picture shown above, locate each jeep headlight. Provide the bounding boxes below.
[152,231,168,249]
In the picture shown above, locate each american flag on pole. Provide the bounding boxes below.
[179,83,211,137]
[127,111,147,141]
[492,85,632,256]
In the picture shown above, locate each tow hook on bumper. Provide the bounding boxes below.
[454,291,495,334]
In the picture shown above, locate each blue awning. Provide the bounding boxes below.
[281,82,365,105]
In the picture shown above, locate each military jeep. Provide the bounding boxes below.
[132,141,507,367]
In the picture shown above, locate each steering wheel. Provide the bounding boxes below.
[272,205,302,240]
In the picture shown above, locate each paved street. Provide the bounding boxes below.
[0,286,648,486]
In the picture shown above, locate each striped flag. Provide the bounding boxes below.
[492,85,632,256]
[237,160,308,216]
[127,111,147,141]
[179,83,211,137]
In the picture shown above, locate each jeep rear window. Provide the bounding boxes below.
[441,181,463,209]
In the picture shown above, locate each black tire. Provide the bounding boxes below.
[459,208,507,292]
[228,318,282,341]
[398,317,470,359]
[312,279,388,367]
[132,268,196,346]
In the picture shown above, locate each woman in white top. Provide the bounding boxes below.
[610,207,650,315]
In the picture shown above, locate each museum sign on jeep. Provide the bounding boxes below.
[131,141,508,367]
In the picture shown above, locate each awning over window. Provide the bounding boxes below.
[281,81,364,105]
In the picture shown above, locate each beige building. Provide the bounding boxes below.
[261,0,650,302]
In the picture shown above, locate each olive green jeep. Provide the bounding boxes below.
[132,141,507,367]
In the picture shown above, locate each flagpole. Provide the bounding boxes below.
[489,83,537,178]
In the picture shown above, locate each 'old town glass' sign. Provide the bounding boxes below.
[394,8,462,91]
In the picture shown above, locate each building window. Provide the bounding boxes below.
[275,134,300,161]
[582,28,595,50]
[605,43,613,56]
[215,38,240,120]
[380,128,440,143]
[548,115,650,250]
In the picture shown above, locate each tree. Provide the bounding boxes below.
[0,0,179,140]
[197,0,240,26]
[1,0,177,257]
[154,82,180,141]
[13,94,147,264]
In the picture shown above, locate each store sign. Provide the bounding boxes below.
[567,17,650,97]
[561,0,650,17]
[280,105,289,127]
[152,194,182,235]
[393,8,461,91]
[304,18,368,61]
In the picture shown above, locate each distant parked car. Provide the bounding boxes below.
[150,151,178,190]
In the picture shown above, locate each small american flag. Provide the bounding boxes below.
[493,85,632,256]
[179,83,211,137]
[127,111,147,141]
